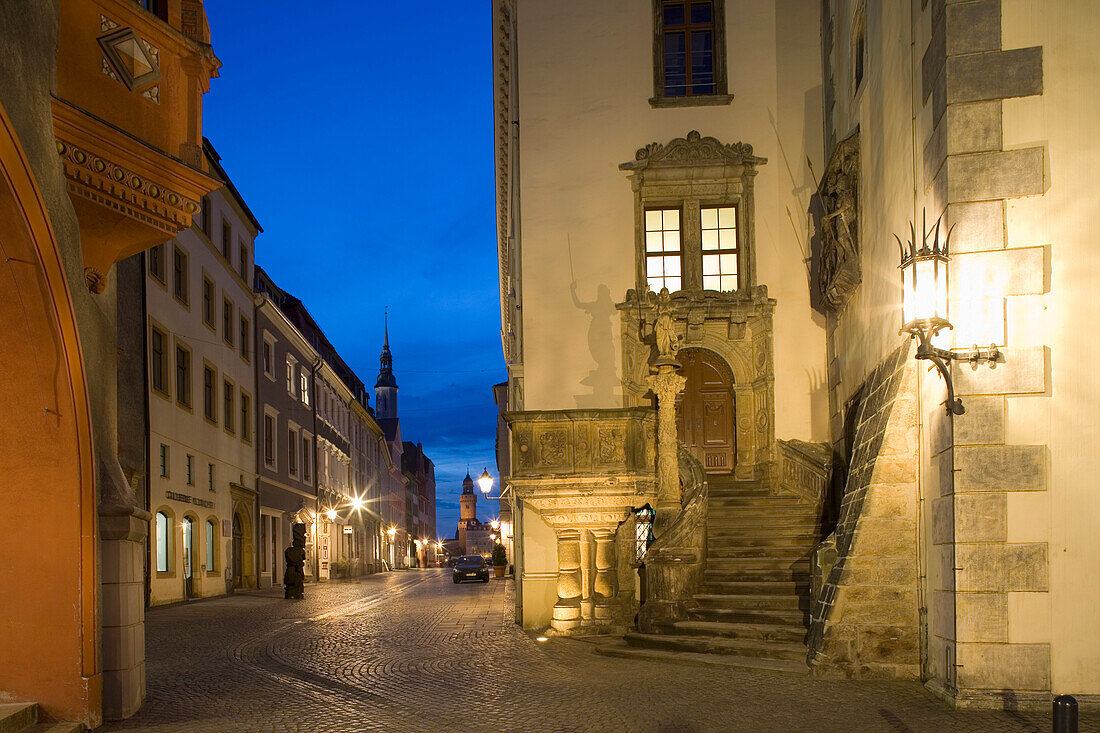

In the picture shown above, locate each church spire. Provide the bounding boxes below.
[374,311,398,418]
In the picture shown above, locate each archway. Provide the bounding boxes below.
[0,102,98,722]
[675,349,736,473]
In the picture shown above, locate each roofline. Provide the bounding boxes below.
[203,137,264,233]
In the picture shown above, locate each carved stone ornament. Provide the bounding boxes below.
[817,130,861,311]
[619,130,767,171]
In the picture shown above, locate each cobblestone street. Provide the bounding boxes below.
[100,570,1094,733]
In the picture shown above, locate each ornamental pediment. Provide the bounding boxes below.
[620,130,767,172]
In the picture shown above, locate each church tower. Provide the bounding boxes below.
[374,315,398,419]
[459,472,477,521]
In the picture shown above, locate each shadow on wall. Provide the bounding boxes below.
[570,280,618,407]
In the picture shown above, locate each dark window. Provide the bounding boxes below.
[853,8,866,94]
[173,247,189,304]
[661,1,716,96]
[202,277,215,327]
[302,436,312,482]
[136,0,168,22]
[186,454,194,485]
[264,414,275,466]
[150,327,168,394]
[208,463,215,491]
[222,220,232,261]
[224,380,235,434]
[241,393,252,443]
[263,340,273,375]
[200,196,211,236]
[222,299,234,345]
[240,317,251,361]
[203,365,216,423]
[159,443,169,477]
[288,427,298,475]
[175,346,191,407]
[149,244,165,283]
[239,242,249,282]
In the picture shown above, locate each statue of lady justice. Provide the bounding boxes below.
[649,286,680,363]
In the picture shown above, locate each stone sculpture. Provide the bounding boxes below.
[649,287,680,361]
[283,522,307,600]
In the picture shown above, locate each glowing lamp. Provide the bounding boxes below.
[490,519,500,530]
[325,508,337,521]
[387,526,397,538]
[477,468,493,495]
[350,496,365,511]
[897,214,999,415]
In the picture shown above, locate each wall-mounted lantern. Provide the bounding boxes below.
[897,215,1000,415]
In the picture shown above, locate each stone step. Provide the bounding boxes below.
[27,725,83,733]
[704,570,811,586]
[687,605,809,626]
[595,641,809,674]
[663,619,808,643]
[706,546,813,559]
[704,557,811,573]
[707,512,820,524]
[699,579,809,595]
[708,499,812,511]
[705,533,818,547]
[624,631,808,661]
[0,704,37,733]
[693,593,807,612]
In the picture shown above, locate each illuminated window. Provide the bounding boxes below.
[645,208,682,292]
[286,356,297,397]
[701,206,739,292]
[300,371,310,406]
[206,519,217,572]
[155,511,170,572]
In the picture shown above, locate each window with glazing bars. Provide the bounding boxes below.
[661,1,716,97]
[645,208,682,292]
[701,206,738,291]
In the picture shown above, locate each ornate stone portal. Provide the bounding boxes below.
[505,408,656,633]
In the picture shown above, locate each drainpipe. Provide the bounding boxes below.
[141,251,152,609]
[311,355,322,581]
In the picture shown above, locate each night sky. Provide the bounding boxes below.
[202,3,502,538]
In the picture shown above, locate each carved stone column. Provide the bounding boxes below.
[592,530,617,623]
[551,530,583,632]
[646,365,687,530]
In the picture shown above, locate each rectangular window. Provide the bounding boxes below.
[223,380,235,434]
[701,206,739,291]
[175,345,191,408]
[264,414,275,467]
[302,436,312,483]
[149,244,165,283]
[206,520,216,572]
[288,427,299,476]
[159,443,169,477]
[300,371,310,406]
[150,326,168,395]
[240,316,251,361]
[172,246,189,305]
[263,338,273,377]
[200,195,211,236]
[222,299,234,346]
[186,454,194,485]
[241,392,252,443]
[203,365,216,423]
[208,462,215,491]
[202,277,215,327]
[661,1,717,97]
[222,220,232,261]
[239,242,249,282]
[645,208,683,292]
[286,356,297,396]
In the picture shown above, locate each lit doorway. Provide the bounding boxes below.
[182,517,195,599]
[675,349,736,473]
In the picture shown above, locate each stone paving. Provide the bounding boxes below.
[98,569,1096,732]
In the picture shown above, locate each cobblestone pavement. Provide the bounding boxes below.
[99,569,1095,732]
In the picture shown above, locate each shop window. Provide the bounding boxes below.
[155,511,171,572]
[206,519,218,573]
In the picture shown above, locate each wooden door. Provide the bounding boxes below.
[232,513,243,588]
[675,350,735,473]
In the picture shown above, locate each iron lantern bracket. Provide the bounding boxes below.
[903,325,1001,415]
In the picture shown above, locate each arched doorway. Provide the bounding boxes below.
[676,349,736,473]
[0,102,98,723]
[233,513,244,588]
[182,517,196,599]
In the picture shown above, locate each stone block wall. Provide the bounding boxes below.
[922,0,1051,707]
[808,344,921,678]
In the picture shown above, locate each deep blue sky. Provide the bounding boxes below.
[203,3,503,538]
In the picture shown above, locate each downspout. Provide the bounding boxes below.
[311,355,322,581]
[141,251,152,609]
[252,293,264,588]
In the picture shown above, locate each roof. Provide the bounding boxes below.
[202,137,263,234]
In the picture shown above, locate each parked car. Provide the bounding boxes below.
[452,555,490,584]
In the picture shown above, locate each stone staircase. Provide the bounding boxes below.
[599,476,819,672]
[0,703,81,733]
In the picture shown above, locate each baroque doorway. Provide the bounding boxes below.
[675,349,735,473]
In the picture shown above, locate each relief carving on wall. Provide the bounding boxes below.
[538,429,569,466]
[596,425,627,465]
[817,130,861,312]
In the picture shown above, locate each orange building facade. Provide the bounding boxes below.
[0,1,218,726]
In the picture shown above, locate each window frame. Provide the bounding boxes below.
[222,296,234,347]
[262,332,276,380]
[301,432,313,484]
[651,0,731,108]
[148,243,166,285]
[201,274,216,330]
[207,462,216,492]
[186,454,195,486]
[240,390,253,445]
[172,245,190,306]
[158,443,170,478]
[202,362,217,425]
[288,424,300,478]
[263,408,278,469]
[223,377,236,436]
[240,315,251,363]
[174,339,193,410]
[155,509,173,576]
[205,517,219,575]
[150,324,169,397]
[221,219,232,262]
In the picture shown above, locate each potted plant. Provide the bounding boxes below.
[492,543,507,578]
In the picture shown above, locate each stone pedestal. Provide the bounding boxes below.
[99,504,151,721]
[551,530,583,632]
[645,362,686,531]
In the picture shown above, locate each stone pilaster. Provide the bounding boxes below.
[551,530,583,632]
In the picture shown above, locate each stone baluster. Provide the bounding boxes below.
[592,530,617,624]
[551,529,582,632]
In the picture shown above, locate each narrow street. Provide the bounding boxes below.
[99,571,1085,733]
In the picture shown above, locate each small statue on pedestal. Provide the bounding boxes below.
[283,522,307,600]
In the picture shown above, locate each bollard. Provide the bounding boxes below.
[1053,694,1078,733]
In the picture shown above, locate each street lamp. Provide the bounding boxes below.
[897,214,1000,415]
[325,508,337,521]
[477,468,493,495]
[350,495,365,512]
[387,526,397,539]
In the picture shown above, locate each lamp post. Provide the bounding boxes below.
[477,468,493,495]
[897,214,1000,415]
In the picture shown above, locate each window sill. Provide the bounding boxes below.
[649,94,734,109]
